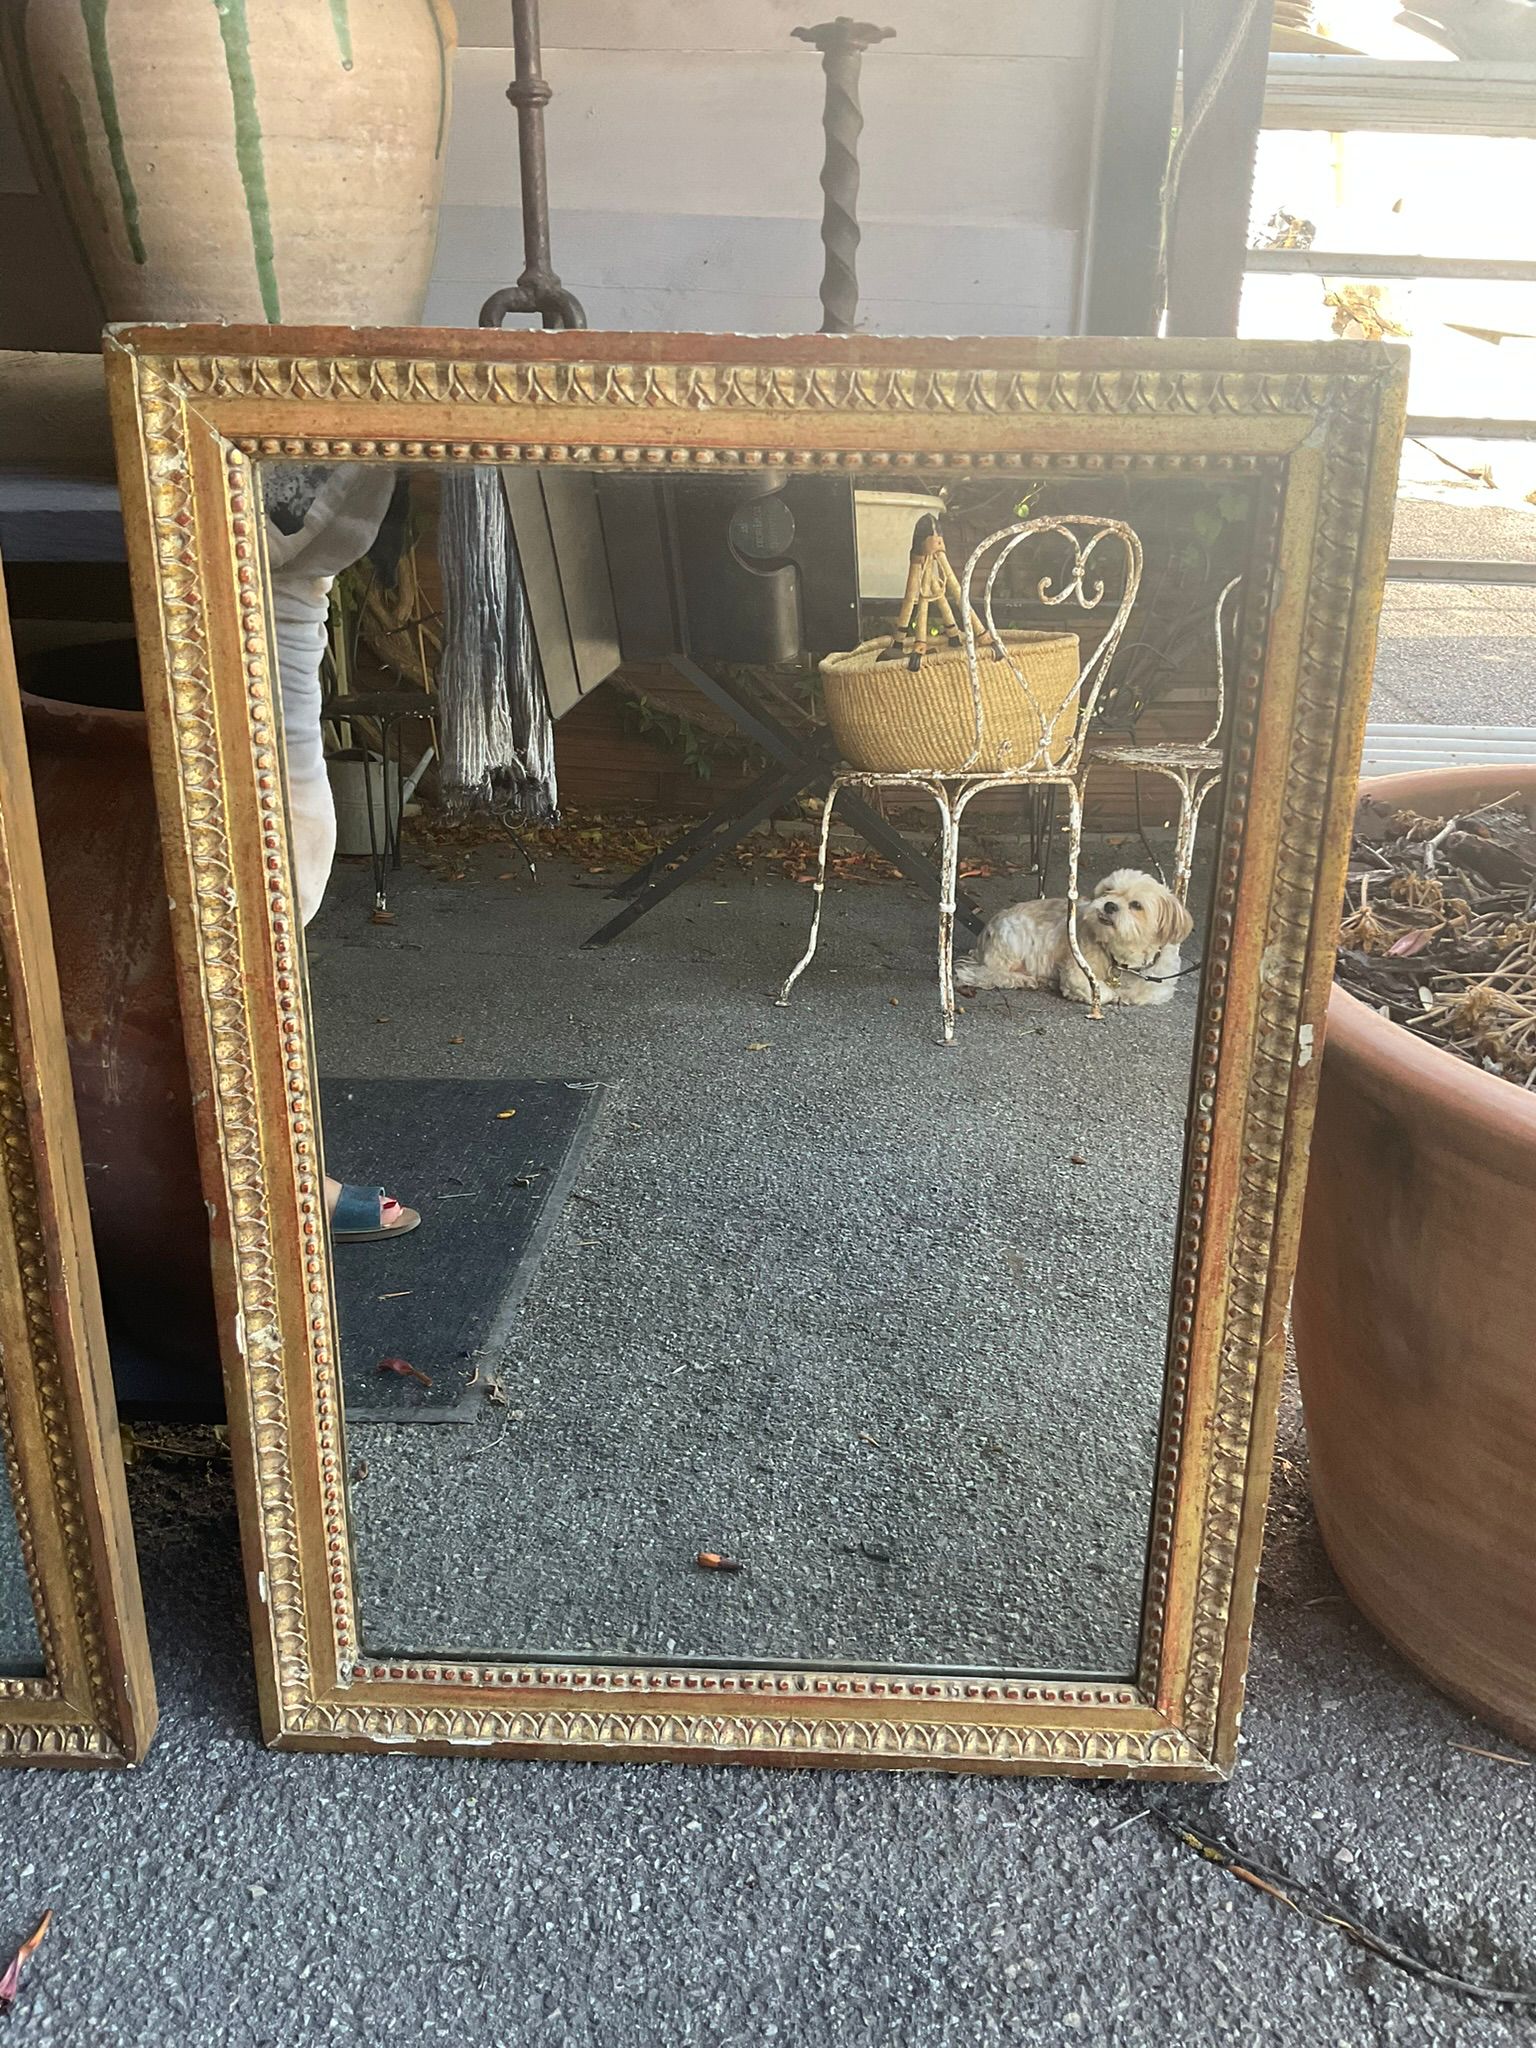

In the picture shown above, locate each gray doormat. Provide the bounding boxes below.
[321,1077,603,1422]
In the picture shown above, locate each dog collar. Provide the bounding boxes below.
[1123,956,1203,985]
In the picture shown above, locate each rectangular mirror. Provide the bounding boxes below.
[0,544,155,1765]
[108,329,1403,1774]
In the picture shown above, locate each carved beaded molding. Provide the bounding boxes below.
[0,932,125,1758]
[1134,468,1285,1717]
[110,336,1403,1774]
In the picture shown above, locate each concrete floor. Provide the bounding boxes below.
[316,842,1197,1679]
[0,1397,1531,2046]
[1377,492,1536,728]
[0,490,1530,2042]
[1373,580,1536,729]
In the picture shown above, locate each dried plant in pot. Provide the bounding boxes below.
[1293,765,1536,1746]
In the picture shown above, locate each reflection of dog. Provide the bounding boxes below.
[956,870,1194,1008]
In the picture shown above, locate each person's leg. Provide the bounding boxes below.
[271,569,339,926]
[267,467,416,1234]
[324,1177,418,1237]
[268,464,398,923]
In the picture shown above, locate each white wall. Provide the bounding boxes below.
[433,1,1107,336]
[0,1,1106,348]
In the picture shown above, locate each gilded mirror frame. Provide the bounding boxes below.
[0,548,156,1765]
[105,327,1405,1776]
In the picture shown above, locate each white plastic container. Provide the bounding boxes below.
[327,753,401,858]
[853,490,947,602]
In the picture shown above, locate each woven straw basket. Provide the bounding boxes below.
[821,631,1083,775]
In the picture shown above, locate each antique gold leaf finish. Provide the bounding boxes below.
[0,550,156,1766]
[106,328,1406,1775]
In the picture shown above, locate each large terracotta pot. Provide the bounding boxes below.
[1293,765,1536,1746]
[19,644,218,1391]
[1,0,455,324]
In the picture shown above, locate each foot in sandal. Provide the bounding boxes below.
[325,1174,421,1242]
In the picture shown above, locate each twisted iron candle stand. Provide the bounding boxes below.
[778,518,1144,1043]
[480,0,586,330]
[463,0,581,863]
[793,17,895,334]
[1086,575,1241,903]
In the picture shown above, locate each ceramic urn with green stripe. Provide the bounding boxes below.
[2,0,456,324]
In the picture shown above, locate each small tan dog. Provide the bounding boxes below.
[955,868,1193,1008]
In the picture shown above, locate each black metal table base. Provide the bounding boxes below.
[583,655,985,947]
[323,692,437,917]
[586,761,808,947]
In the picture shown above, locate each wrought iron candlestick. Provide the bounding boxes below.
[793,17,894,334]
[447,0,582,835]
[479,0,586,330]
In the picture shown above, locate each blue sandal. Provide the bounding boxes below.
[330,1184,421,1243]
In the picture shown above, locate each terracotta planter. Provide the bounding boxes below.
[19,645,218,1389]
[1,0,455,324]
[1294,765,1536,1746]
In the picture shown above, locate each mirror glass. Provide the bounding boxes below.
[0,1462,43,1676]
[261,457,1256,1678]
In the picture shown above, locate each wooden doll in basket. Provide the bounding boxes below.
[879,512,1007,671]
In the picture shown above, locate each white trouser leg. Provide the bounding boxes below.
[265,465,396,929]
[272,571,338,928]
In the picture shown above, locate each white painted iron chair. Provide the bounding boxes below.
[1084,574,1241,904]
[778,516,1143,1042]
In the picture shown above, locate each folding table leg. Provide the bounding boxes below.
[609,761,798,900]
[666,654,808,767]
[835,794,985,936]
[594,656,984,940]
[583,761,808,946]
[666,657,982,923]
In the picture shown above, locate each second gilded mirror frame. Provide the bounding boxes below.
[0,547,156,1766]
[106,327,1405,1776]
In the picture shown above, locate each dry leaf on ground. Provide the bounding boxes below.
[376,1357,433,1390]
[0,1910,52,2012]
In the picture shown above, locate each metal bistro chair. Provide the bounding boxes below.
[1084,574,1241,905]
[778,516,1143,1042]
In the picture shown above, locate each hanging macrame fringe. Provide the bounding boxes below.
[436,466,559,824]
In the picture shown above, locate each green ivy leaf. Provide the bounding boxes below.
[1190,509,1223,546]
